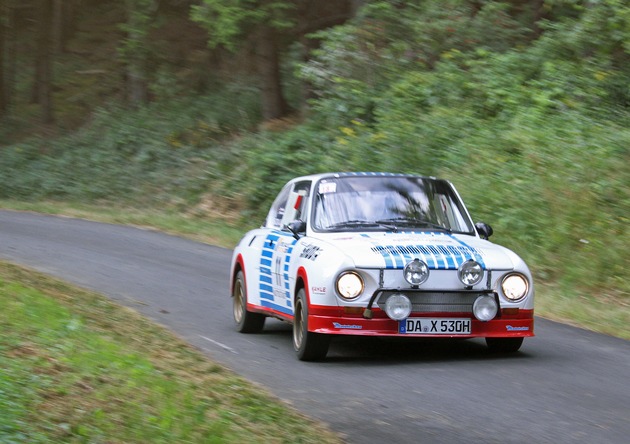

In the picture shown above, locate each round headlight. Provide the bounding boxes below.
[473,295,498,321]
[384,294,412,321]
[404,259,429,286]
[501,273,529,301]
[458,260,483,287]
[336,271,364,300]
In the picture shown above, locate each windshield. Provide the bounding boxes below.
[312,176,475,234]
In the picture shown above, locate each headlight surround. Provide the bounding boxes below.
[336,271,364,300]
[501,273,529,301]
[384,293,412,321]
[404,259,429,286]
[458,260,484,287]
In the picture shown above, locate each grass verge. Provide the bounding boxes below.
[0,200,245,249]
[536,282,630,341]
[0,261,341,443]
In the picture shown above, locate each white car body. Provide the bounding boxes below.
[230,172,534,360]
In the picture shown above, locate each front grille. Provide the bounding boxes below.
[375,290,486,314]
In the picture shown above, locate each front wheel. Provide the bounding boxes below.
[293,288,330,361]
[233,270,265,333]
[485,337,524,353]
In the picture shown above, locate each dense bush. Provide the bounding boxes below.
[0,89,261,206]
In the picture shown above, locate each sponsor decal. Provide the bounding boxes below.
[275,238,289,254]
[300,243,322,261]
[311,286,327,294]
[506,325,530,331]
[319,182,337,194]
[333,322,363,330]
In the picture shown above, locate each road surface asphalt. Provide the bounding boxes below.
[1,209,629,443]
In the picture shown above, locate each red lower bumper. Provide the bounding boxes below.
[308,306,534,338]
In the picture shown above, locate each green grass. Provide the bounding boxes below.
[0,200,245,249]
[536,282,630,340]
[0,261,341,443]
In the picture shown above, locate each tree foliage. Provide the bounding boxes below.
[190,0,295,51]
[191,0,356,119]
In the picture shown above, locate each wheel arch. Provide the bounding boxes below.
[231,254,245,296]
[296,266,311,305]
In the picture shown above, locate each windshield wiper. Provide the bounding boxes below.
[375,218,451,232]
[326,220,380,229]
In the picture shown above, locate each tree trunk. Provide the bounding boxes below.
[34,0,54,123]
[531,0,546,39]
[0,2,6,118]
[127,53,148,105]
[52,0,63,54]
[255,24,288,120]
[124,0,152,106]
[5,0,16,115]
[0,0,18,118]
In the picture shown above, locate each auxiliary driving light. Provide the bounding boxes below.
[473,295,498,321]
[385,293,412,321]
[458,260,483,287]
[404,259,429,286]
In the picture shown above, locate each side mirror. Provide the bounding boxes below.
[475,222,493,240]
[286,220,306,240]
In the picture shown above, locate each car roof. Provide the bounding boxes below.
[290,172,436,183]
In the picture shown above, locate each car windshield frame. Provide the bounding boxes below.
[310,175,476,235]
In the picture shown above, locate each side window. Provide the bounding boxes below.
[265,185,292,229]
[280,181,311,227]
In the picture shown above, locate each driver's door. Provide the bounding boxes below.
[267,180,311,315]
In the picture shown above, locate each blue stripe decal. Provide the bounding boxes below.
[261,300,293,315]
[373,245,394,268]
[260,289,274,300]
[366,232,485,270]
[447,233,486,269]
[256,231,299,312]
[284,241,297,303]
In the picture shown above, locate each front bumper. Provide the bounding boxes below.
[308,305,534,338]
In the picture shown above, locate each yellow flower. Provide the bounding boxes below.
[340,126,356,137]
[370,132,385,142]
[594,71,609,81]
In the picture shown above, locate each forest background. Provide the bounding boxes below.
[0,0,628,336]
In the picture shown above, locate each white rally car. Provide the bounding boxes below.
[230,172,534,360]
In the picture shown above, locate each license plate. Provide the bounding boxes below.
[399,318,471,335]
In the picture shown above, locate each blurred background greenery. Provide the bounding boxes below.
[0,0,628,316]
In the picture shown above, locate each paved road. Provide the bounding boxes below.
[1,209,629,443]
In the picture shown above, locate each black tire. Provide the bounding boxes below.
[232,270,265,333]
[485,337,524,353]
[293,288,330,361]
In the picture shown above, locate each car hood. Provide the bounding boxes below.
[314,231,515,270]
